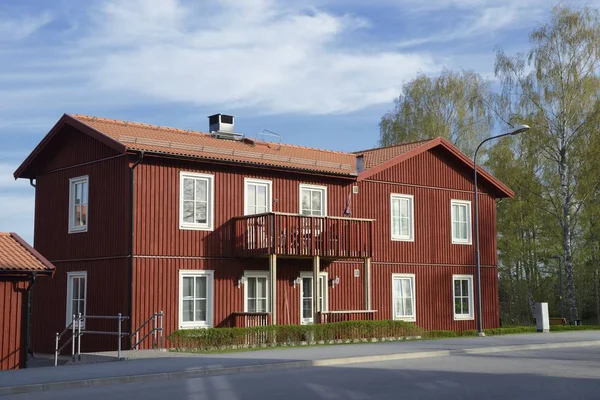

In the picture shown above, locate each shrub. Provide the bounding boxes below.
[550,325,600,332]
[423,330,458,339]
[169,320,424,351]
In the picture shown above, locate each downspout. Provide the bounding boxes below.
[128,151,144,348]
[29,178,36,188]
[24,273,37,368]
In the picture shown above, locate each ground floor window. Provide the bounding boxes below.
[244,271,269,313]
[300,272,328,324]
[179,270,214,328]
[392,274,416,321]
[453,275,474,320]
[66,271,87,328]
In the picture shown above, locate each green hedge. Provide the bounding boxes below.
[550,325,600,332]
[169,320,425,351]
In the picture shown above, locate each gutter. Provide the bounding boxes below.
[128,151,144,348]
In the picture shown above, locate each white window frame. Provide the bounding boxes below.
[243,271,270,313]
[178,270,214,329]
[179,172,215,231]
[68,176,89,233]
[244,178,272,216]
[299,272,328,325]
[390,194,414,242]
[66,271,87,328]
[299,184,327,216]
[391,273,416,322]
[451,199,472,245]
[453,274,474,320]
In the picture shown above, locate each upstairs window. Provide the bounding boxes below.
[391,194,414,241]
[69,176,89,233]
[180,172,214,231]
[451,200,472,244]
[244,178,272,215]
[299,184,327,216]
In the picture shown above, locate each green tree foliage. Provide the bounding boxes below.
[379,69,493,156]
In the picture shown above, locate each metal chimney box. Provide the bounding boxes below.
[208,114,234,134]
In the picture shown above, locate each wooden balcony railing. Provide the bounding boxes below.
[231,312,271,328]
[318,310,378,324]
[233,212,374,258]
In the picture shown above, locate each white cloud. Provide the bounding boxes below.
[0,11,52,41]
[38,0,439,115]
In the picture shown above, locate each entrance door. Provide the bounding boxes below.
[244,179,272,249]
[300,272,328,324]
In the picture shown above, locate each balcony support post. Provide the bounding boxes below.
[313,256,320,324]
[364,257,371,311]
[269,254,277,325]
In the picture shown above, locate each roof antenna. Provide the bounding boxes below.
[256,129,282,150]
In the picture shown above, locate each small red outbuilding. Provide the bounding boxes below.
[0,232,54,370]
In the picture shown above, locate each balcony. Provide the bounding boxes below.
[233,212,374,259]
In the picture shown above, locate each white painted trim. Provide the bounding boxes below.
[391,273,416,322]
[178,269,214,329]
[66,271,87,328]
[243,178,273,216]
[450,199,472,245]
[452,274,474,320]
[68,176,89,234]
[179,172,215,231]
[299,184,328,216]
[390,193,414,242]
[243,270,270,313]
[299,271,328,325]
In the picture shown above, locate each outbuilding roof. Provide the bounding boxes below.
[0,233,55,275]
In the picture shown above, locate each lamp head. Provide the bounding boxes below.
[509,124,530,135]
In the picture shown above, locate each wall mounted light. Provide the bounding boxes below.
[237,276,246,289]
[292,277,302,288]
[330,276,340,288]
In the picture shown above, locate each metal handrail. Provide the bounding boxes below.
[131,311,163,350]
[233,211,376,222]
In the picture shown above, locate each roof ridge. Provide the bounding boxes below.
[354,138,435,154]
[0,232,10,236]
[71,114,355,156]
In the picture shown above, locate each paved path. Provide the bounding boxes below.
[1,331,599,396]
[7,345,600,399]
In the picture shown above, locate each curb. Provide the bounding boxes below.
[2,340,600,396]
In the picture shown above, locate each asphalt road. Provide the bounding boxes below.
[10,346,600,400]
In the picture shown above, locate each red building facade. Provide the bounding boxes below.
[15,114,512,352]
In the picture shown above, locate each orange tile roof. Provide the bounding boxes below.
[0,233,55,274]
[71,115,358,176]
[356,139,435,169]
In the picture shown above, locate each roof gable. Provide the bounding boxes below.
[356,137,514,198]
[0,233,55,275]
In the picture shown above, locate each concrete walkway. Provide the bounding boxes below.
[1,331,599,396]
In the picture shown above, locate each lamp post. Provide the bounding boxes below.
[474,124,529,337]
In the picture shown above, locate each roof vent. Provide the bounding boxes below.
[208,114,243,140]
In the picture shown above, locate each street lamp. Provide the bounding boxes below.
[474,124,529,337]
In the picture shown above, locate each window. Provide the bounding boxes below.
[392,274,416,321]
[299,184,327,216]
[451,200,472,244]
[66,272,87,328]
[244,271,269,313]
[180,172,214,230]
[68,176,89,233]
[453,275,474,320]
[244,178,272,215]
[391,194,414,241]
[299,272,328,325]
[179,270,214,328]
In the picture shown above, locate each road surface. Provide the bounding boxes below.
[9,345,600,399]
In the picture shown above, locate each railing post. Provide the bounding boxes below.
[153,313,157,349]
[77,313,82,362]
[71,314,76,363]
[135,332,139,350]
[117,313,122,359]
[54,332,59,367]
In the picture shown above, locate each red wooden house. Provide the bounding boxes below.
[14,113,512,352]
[0,233,54,369]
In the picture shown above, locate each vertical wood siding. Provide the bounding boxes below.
[31,260,129,354]
[0,280,26,370]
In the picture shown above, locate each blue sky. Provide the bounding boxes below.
[0,0,596,243]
